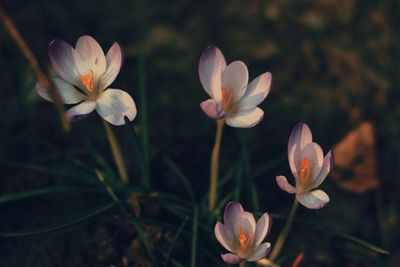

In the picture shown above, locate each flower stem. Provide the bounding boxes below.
[269,198,299,262]
[0,4,69,132]
[102,120,128,183]
[208,119,225,212]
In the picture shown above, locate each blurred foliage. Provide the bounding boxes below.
[1,0,399,266]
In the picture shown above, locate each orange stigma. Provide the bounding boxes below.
[238,226,252,248]
[221,87,234,111]
[80,70,94,92]
[299,158,311,182]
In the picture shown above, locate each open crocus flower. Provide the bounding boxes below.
[36,35,136,125]
[215,201,271,264]
[276,123,334,209]
[198,46,271,128]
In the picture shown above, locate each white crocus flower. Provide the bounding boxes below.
[276,123,334,209]
[36,35,136,126]
[198,46,272,128]
[215,201,272,264]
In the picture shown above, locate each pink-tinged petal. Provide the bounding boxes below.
[95,89,137,126]
[36,78,87,104]
[198,46,226,101]
[221,253,242,264]
[276,175,297,194]
[215,222,235,253]
[296,190,330,209]
[299,143,324,189]
[247,242,271,262]
[74,35,106,80]
[254,213,271,246]
[221,61,249,102]
[48,39,81,87]
[226,107,264,128]
[238,72,272,111]
[288,143,299,180]
[224,201,243,221]
[100,42,123,90]
[309,151,334,190]
[236,211,256,236]
[200,99,226,119]
[223,201,244,230]
[65,100,96,121]
[288,123,312,174]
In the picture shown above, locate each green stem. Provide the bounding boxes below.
[208,119,225,212]
[269,198,299,262]
[102,120,128,183]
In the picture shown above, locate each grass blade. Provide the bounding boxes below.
[163,216,189,267]
[191,206,199,267]
[138,53,150,189]
[0,202,116,237]
[0,186,102,204]
[267,213,390,255]
[163,155,196,203]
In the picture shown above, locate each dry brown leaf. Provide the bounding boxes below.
[331,122,380,193]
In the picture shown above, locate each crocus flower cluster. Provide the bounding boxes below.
[36,35,136,125]
[215,201,271,264]
[199,46,271,128]
[276,123,334,209]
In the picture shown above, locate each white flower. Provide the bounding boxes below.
[36,35,136,126]
[276,123,334,209]
[215,201,272,264]
[198,46,272,128]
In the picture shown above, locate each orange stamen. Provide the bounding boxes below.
[80,70,94,92]
[238,226,253,248]
[221,87,234,111]
[299,158,311,182]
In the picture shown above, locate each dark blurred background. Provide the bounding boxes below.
[0,0,399,266]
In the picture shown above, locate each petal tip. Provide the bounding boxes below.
[200,99,226,119]
[221,253,242,264]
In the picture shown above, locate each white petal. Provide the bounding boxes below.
[221,253,242,264]
[288,123,312,175]
[254,213,271,246]
[276,176,296,194]
[74,35,106,81]
[36,78,87,104]
[226,107,264,128]
[100,42,123,90]
[236,211,256,237]
[247,242,271,262]
[299,142,324,188]
[65,100,96,121]
[48,39,81,87]
[288,143,299,180]
[198,46,226,101]
[309,151,334,190]
[296,190,330,209]
[215,222,235,253]
[224,201,244,231]
[221,61,249,103]
[238,72,271,111]
[95,89,137,126]
[200,99,226,119]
